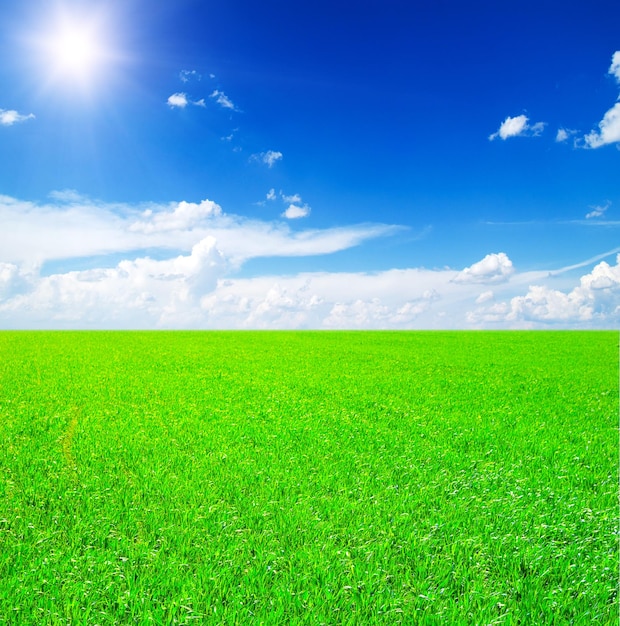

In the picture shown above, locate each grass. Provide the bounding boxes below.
[0,331,617,624]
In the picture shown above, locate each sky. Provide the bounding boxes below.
[0,0,619,329]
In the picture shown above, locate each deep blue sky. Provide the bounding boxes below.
[0,0,618,328]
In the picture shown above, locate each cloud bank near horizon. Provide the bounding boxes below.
[0,192,618,330]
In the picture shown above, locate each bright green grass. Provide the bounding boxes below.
[0,331,617,625]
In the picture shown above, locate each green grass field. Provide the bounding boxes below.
[0,331,617,625]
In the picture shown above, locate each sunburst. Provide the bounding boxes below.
[33,7,116,94]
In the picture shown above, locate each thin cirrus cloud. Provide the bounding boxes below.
[489,114,545,140]
[0,109,35,126]
[583,51,620,148]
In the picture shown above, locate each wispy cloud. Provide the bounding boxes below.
[585,201,611,219]
[281,192,302,204]
[179,69,201,83]
[555,127,578,143]
[252,150,283,168]
[210,90,236,110]
[489,114,545,140]
[0,109,35,126]
[582,51,620,148]
[0,193,397,268]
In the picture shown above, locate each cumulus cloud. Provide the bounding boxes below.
[252,150,283,167]
[282,204,310,219]
[129,200,222,234]
[489,115,545,140]
[583,103,620,148]
[583,51,620,148]
[585,201,610,219]
[210,90,236,110]
[266,189,276,201]
[167,92,189,108]
[468,255,620,327]
[167,93,205,109]
[1,225,618,329]
[0,238,227,328]
[453,252,514,284]
[0,109,35,126]
[278,191,311,219]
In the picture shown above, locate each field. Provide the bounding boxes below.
[0,331,617,625]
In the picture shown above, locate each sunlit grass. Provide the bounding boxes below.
[0,331,617,624]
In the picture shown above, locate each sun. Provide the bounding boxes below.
[50,19,104,80]
[33,7,116,94]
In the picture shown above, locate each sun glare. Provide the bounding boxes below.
[52,21,102,78]
[33,7,116,94]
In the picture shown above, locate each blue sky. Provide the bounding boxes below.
[0,0,618,328]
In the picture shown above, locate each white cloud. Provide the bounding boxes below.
[585,201,610,219]
[180,69,200,83]
[252,150,283,167]
[610,51,620,82]
[48,189,90,203]
[582,51,620,148]
[129,200,222,234]
[0,193,398,268]
[556,126,581,143]
[469,255,620,327]
[266,189,276,201]
[0,109,35,126]
[453,252,514,284]
[279,191,310,218]
[167,93,205,109]
[475,290,494,304]
[489,115,545,140]
[282,205,310,219]
[1,219,619,329]
[281,192,302,204]
[167,92,189,108]
[210,90,236,110]
[583,102,620,148]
